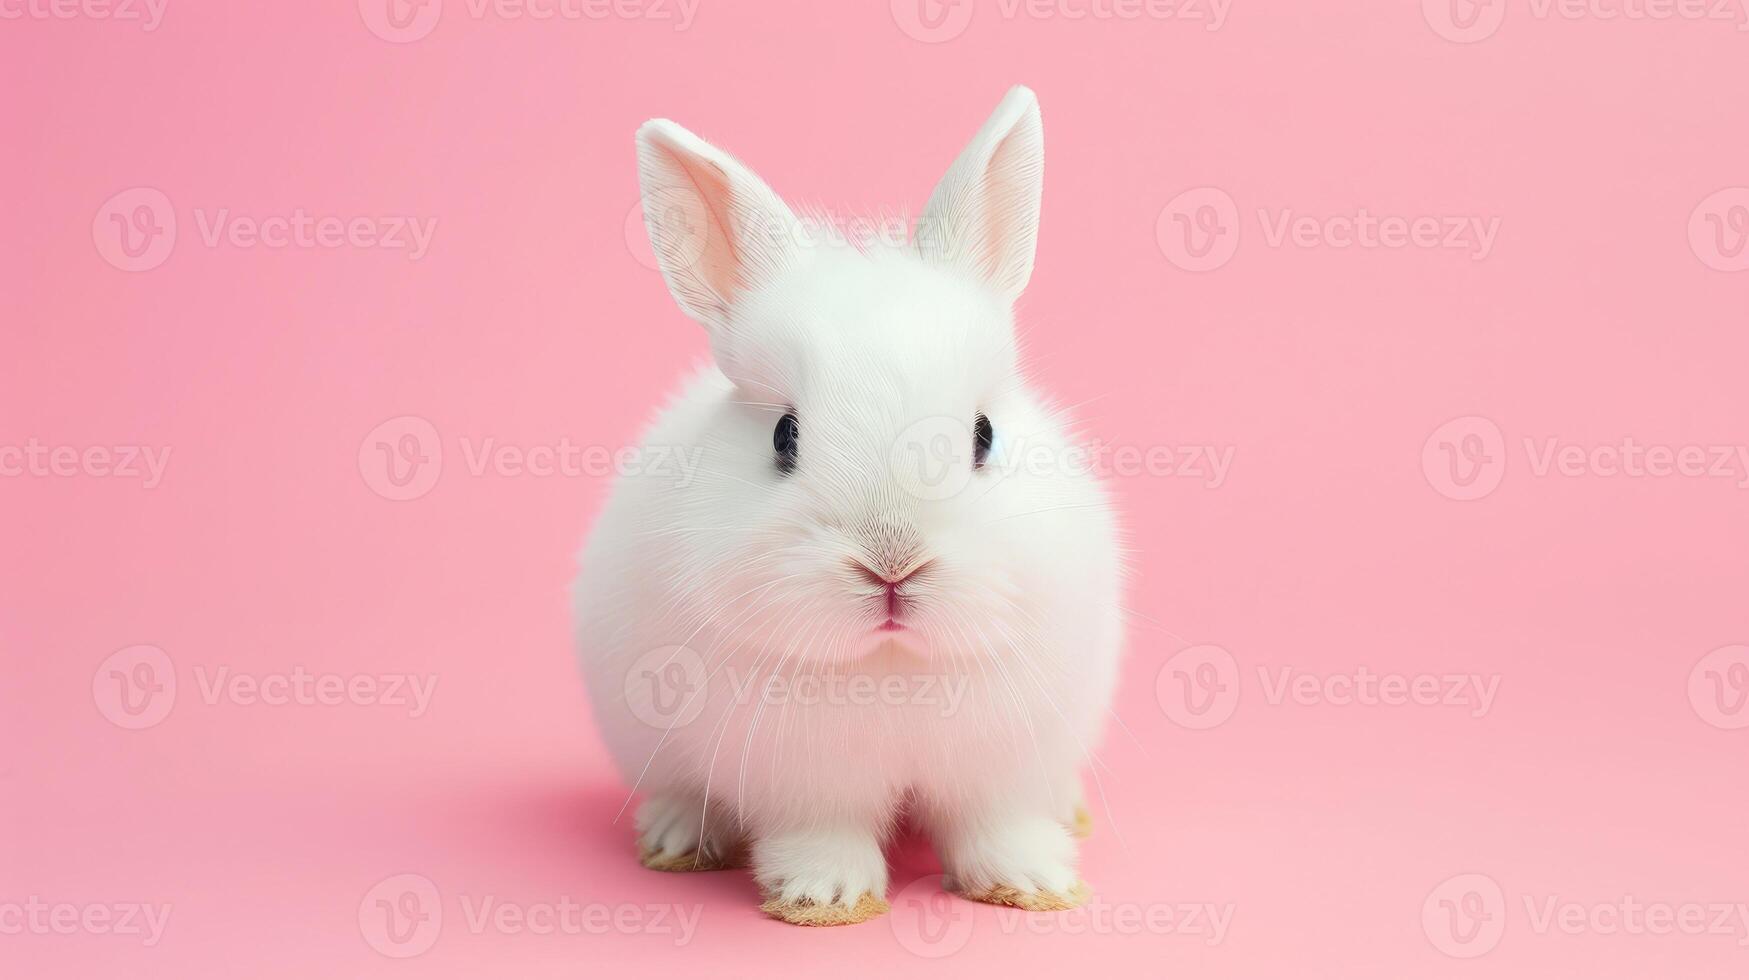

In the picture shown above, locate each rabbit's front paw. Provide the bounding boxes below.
[635,795,744,872]
[753,826,889,926]
[940,814,1088,911]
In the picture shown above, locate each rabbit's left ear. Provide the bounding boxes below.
[915,86,1044,301]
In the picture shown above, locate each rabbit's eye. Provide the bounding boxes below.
[973,413,993,469]
[774,412,799,474]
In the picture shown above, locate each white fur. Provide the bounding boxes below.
[575,87,1123,911]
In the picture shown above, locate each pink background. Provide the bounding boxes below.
[4,1,1748,976]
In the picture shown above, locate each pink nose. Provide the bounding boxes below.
[848,561,924,619]
[850,561,916,588]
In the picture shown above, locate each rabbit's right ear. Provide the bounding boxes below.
[635,120,799,334]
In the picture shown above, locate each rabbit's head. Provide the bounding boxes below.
[635,87,1111,662]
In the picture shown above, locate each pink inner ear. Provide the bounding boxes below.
[974,120,1041,293]
[663,149,744,306]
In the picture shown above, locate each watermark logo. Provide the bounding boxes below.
[1157,187,1240,272]
[93,648,438,728]
[625,188,710,273]
[357,416,705,500]
[1423,873,1507,958]
[92,645,177,730]
[1426,874,1749,951]
[1428,0,1749,42]
[993,898,1234,942]
[93,187,176,272]
[1,440,172,489]
[1423,0,1507,42]
[631,197,924,273]
[1689,645,1749,730]
[0,898,172,946]
[1422,415,1507,501]
[359,0,443,41]
[1259,666,1500,717]
[890,875,976,957]
[456,895,701,942]
[1159,191,1501,270]
[361,0,698,40]
[891,416,980,501]
[1424,417,1749,499]
[359,874,701,954]
[889,416,1234,501]
[1689,188,1749,272]
[0,0,167,30]
[890,0,976,42]
[1523,894,1749,943]
[1159,649,1502,728]
[625,645,710,730]
[892,0,1230,41]
[1156,644,1241,729]
[359,874,443,958]
[359,415,444,501]
[189,209,437,259]
[624,653,985,729]
[888,876,1233,954]
[95,191,436,269]
[192,666,438,718]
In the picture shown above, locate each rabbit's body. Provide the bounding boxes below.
[575,87,1123,925]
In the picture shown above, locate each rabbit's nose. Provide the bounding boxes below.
[846,558,936,621]
[847,559,929,588]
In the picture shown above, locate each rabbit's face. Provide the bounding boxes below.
[705,248,1064,661]
[634,87,1084,664]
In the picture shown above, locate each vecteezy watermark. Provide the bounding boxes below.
[1156,187,1242,272]
[92,187,176,272]
[1689,188,1749,272]
[1689,645,1749,730]
[887,875,1232,957]
[357,415,704,502]
[1422,415,1749,501]
[93,188,437,272]
[358,874,443,958]
[1424,0,1749,44]
[0,439,172,489]
[990,898,1234,942]
[1423,873,1508,958]
[622,645,977,730]
[1155,644,1241,730]
[1423,872,1749,956]
[889,415,1233,502]
[1523,895,1749,945]
[358,416,443,502]
[890,877,977,957]
[357,0,699,43]
[623,645,710,729]
[624,194,922,273]
[1257,665,1500,717]
[0,898,172,947]
[1157,645,1501,729]
[0,0,167,30]
[92,645,177,730]
[733,671,970,718]
[1422,416,1508,501]
[190,666,437,718]
[1158,188,1502,271]
[357,874,701,957]
[889,0,1230,43]
[92,646,439,729]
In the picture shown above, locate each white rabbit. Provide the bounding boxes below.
[574,86,1123,926]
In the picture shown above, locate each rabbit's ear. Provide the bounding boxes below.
[915,86,1044,301]
[635,119,798,332]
